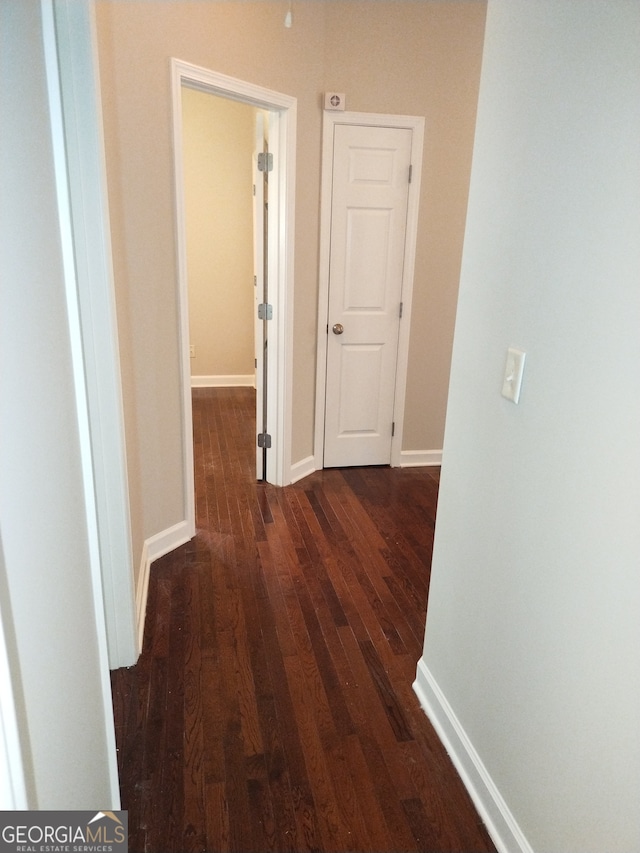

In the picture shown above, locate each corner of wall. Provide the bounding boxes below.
[135,521,193,655]
[398,449,442,468]
[290,455,317,484]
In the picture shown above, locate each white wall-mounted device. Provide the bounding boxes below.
[501,347,526,404]
[324,92,346,111]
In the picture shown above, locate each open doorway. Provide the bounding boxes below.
[171,60,296,532]
[180,88,265,476]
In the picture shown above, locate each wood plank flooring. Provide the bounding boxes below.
[111,387,496,853]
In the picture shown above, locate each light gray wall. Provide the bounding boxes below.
[0,0,118,808]
[419,2,640,850]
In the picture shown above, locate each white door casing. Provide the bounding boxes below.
[171,61,297,496]
[315,113,424,469]
[47,0,137,671]
[253,112,266,480]
[41,0,122,802]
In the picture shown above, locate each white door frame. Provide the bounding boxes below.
[170,60,297,502]
[42,0,122,803]
[46,0,137,673]
[314,111,425,469]
[253,111,267,481]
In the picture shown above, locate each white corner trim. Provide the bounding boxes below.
[290,455,316,484]
[413,659,534,853]
[399,449,442,468]
[43,0,122,806]
[135,521,193,655]
[0,595,28,809]
[135,540,151,658]
[191,374,255,388]
[48,0,137,672]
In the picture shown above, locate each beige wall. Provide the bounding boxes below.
[95,1,486,567]
[323,2,487,449]
[182,89,255,380]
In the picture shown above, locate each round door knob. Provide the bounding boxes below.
[332,323,344,335]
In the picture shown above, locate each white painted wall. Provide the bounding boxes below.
[416,2,640,851]
[0,0,118,808]
[5,0,636,827]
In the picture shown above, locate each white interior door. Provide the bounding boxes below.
[323,123,413,468]
[253,112,267,480]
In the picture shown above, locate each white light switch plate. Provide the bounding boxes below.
[502,347,526,403]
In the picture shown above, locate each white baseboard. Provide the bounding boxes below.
[290,455,316,484]
[289,452,441,480]
[135,520,193,654]
[413,659,533,853]
[399,449,442,467]
[191,374,255,388]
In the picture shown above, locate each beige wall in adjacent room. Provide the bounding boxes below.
[182,88,255,380]
[94,1,486,570]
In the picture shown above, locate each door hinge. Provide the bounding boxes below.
[399,301,404,319]
[257,432,272,449]
[391,422,396,437]
[258,303,273,320]
[258,152,273,172]
[408,164,413,184]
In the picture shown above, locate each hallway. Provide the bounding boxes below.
[111,387,495,852]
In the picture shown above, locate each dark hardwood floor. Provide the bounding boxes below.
[111,387,496,853]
